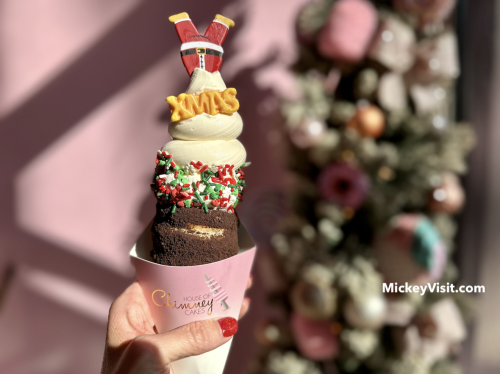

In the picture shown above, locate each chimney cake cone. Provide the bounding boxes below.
[150,13,249,266]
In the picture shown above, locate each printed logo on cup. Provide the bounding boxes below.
[152,274,230,315]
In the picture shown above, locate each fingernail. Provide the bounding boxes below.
[249,274,253,280]
[244,297,251,306]
[218,317,238,337]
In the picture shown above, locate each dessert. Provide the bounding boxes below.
[150,12,249,266]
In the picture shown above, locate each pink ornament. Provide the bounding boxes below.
[318,163,370,210]
[290,313,339,361]
[428,172,465,213]
[393,0,456,24]
[290,118,327,149]
[317,0,378,62]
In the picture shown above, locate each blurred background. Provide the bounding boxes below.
[0,0,498,373]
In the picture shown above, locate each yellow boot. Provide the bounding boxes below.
[169,12,189,23]
[215,14,235,28]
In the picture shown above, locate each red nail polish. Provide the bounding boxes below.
[249,274,253,280]
[218,317,238,337]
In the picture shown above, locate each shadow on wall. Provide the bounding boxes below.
[0,0,240,300]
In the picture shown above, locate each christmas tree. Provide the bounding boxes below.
[205,274,230,311]
[253,1,475,373]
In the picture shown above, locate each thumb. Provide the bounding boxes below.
[125,317,238,370]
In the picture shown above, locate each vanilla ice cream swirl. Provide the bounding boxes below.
[163,68,246,169]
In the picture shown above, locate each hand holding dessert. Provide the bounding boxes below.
[101,281,251,374]
[124,13,256,374]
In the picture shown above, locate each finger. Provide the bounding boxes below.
[239,297,251,319]
[107,282,155,347]
[246,275,253,290]
[126,317,238,369]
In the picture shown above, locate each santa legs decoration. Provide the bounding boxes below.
[169,12,235,76]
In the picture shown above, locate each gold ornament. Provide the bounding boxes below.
[342,207,355,220]
[378,166,394,181]
[346,104,386,138]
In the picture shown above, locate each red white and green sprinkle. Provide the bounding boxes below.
[151,151,248,214]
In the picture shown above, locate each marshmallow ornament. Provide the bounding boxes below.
[410,32,460,84]
[403,298,466,365]
[368,16,416,73]
[343,294,387,330]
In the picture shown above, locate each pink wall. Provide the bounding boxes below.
[0,0,307,372]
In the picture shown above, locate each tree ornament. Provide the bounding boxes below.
[368,16,416,73]
[375,214,447,285]
[428,173,465,213]
[318,163,370,210]
[308,129,340,167]
[290,313,339,361]
[346,103,386,139]
[409,82,449,115]
[343,295,387,330]
[378,73,408,112]
[290,280,337,320]
[290,118,327,149]
[317,0,378,62]
[340,329,378,360]
[413,312,438,339]
[392,0,457,25]
[265,351,323,374]
[410,32,460,84]
[431,114,449,133]
[403,299,466,365]
[255,320,291,347]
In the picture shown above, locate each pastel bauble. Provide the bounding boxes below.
[291,313,339,361]
[374,214,447,285]
[428,173,465,213]
[317,0,378,62]
[343,295,387,330]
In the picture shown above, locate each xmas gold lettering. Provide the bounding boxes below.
[166,89,239,122]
